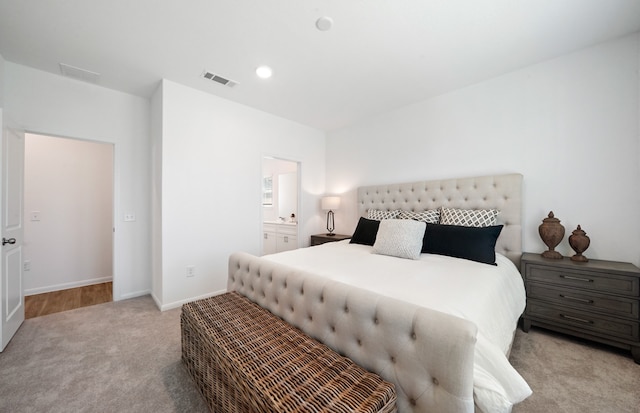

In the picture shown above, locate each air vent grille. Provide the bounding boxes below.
[59,63,100,84]
[201,70,238,88]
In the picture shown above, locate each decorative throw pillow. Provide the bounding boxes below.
[372,219,427,260]
[422,223,503,265]
[398,209,440,223]
[367,209,400,220]
[440,207,499,227]
[350,217,381,246]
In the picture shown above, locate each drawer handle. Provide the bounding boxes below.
[560,314,594,324]
[559,274,593,283]
[559,294,594,304]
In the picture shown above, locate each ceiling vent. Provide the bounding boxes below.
[201,70,238,88]
[59,63,100,84]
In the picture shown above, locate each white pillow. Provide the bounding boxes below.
[372,219,426,260]
[440,207,499,227]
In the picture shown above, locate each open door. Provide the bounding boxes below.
[1,111,25,351]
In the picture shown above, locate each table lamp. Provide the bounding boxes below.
[321,196,340,235]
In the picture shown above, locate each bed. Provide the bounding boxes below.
[228,173,532,413]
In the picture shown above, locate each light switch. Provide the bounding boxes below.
[124,212,136,222]
[30,211,41,221]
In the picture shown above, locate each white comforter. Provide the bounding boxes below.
[264,241,532,413]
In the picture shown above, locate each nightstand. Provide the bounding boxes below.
[310,233,351,246]
[521,252,640,363]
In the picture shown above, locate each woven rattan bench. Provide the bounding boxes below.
[181,292,397,413]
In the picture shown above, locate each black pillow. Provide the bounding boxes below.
[422,223,503,265]
[350,217,381,246]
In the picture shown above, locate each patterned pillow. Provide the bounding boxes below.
[440,207,499,227]
[367,209,400,220]
[398,209,440,224]
[373,219,426,260]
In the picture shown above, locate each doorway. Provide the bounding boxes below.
[262,157,299,255]
[22,133,114,317]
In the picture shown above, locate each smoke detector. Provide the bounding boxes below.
[201,70,238,88]
[316,16,333,31]
[59,63,100,84]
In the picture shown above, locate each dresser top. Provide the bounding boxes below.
[522,252,640,275]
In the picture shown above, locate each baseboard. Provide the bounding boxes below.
[150,292,162,310]
[117,289,151,301]
[24,277,113,296]
[159,289,227,312]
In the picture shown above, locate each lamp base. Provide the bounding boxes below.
[326,210,335,236]
[325,233,336,236]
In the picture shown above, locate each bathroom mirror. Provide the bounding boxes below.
[262,157,300,255]
[278,172,297,220]
[261,157,298,222]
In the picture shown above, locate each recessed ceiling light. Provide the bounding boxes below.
[256,66,273,79]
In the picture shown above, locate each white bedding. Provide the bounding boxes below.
[264,240,532,413]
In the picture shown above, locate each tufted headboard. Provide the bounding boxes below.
[357,173,523,266]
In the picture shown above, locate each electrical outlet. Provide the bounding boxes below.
[124,212,136,222]
[186,265,195,277]
[23,260,31,271]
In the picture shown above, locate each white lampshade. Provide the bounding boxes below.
[321,196,340,211]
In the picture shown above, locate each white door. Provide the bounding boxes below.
[0,112,25,351]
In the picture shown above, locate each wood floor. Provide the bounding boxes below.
[24,282,112,319]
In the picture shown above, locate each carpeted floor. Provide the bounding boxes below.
[0,295,638,412]
[0,295,208,413]
[510,325,640,413]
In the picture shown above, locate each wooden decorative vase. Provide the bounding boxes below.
[539,211,564,259]
[569,225,590,262]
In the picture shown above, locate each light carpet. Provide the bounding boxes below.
[1,295,638,412]
[0,295,207,413]
[510,324,640,412]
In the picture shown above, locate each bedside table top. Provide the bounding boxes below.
[311,233,351,241]
[521,252,640,274]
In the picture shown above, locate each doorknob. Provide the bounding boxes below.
[2,238,16,246]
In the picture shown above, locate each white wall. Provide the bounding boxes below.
[326,33,640,266]
[155,79,325,309]
[23,133,113,294]
[4,63,151,300]
[150,82,163,305]
[0,53,5,108]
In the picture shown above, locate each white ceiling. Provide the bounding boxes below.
[1,0,639,131]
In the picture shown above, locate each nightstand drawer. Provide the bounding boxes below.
[528,265,639,297]
[527,300,640,341]
[526,282,639,319]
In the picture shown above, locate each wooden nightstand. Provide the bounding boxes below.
[310,233,351,246]
[521,252,640,363]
